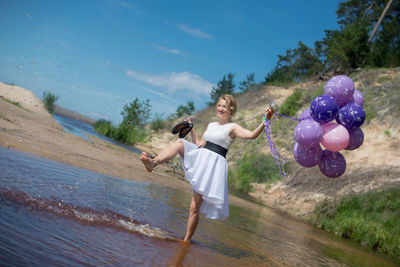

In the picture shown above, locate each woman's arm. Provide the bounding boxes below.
[230,121,265,140]
[188,119,206,147]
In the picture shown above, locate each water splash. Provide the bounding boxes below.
[0,187,177,241]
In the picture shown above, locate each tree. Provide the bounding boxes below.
[265,0,400,82]
[209,73,235,104]
[368,0,394,43]
[336,0,400,67]
[239,73,256,93]
[117,98,151,145]
[175,101,195,118]
[265,42,322,84]
[43,91,58,114]
[121,98,151,127]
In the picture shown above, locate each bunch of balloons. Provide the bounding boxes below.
[293,75,365,178]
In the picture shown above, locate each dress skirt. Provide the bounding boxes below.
[179,139,229,220]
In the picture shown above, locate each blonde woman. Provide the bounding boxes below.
[140,94,266,242]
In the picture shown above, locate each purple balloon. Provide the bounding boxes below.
[294,119,322,148]
[310,95,339,123]
[353,89,364,106]
[300,108,312,120]
[318,150,346,178]
[293,142,322,168]
[337,103,365,130]
[324,75,355,106]
[345,127,364,150]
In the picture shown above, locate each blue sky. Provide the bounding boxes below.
[0,0,342,123]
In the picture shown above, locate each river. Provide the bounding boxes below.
[0,117,397,266]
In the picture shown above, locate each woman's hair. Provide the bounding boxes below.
[218,94,237,115]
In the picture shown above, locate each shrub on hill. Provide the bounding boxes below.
[43,91,58,114]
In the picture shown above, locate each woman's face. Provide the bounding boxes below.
[216,99,231,119]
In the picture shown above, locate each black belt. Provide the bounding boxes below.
[203,141,228,158]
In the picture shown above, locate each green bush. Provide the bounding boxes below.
[150,114,166,132]
[94,98,150,145]
[311,188,400,259]
[279,89,303,117]
[302,85,325,106]
[43,91,59,114]
[94,119,147,145]
[94,119,115,137]
[228,153,283,194]
[363,93,376,122]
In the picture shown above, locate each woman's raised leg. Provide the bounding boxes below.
[140,140,184,172]
[183,191,203,242]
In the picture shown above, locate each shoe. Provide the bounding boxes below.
[172,121,189,134]
[179,123,193,138]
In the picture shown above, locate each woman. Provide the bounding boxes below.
[140,94,266,242]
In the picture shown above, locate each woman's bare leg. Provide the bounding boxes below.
[140,140,184,172]
[183,191,203,242]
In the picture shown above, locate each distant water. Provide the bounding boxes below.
[0,147,398,266]
[53,114,141,154]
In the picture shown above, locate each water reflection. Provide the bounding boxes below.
[169,241,190,267]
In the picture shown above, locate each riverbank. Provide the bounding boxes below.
[0,82,255,211]
[141,68,400,260]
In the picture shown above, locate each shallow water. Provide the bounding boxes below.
[53,114,141,154]
[0,147,398,266]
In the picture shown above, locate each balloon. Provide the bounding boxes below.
[321,123,350,152]
[318,150,346,178]
[310,95,339,123]
[345,127,364,150]
[337,103,365,130]
[293,142,322,168]
[353,89,364,107]
[294,119,322,148]
[300,107,312,120]
[324,75,355,106]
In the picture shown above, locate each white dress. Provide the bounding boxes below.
[179,122,235,220]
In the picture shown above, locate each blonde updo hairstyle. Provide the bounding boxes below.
[218,94,237,116]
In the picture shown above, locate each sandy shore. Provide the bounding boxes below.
[0,82,255,210]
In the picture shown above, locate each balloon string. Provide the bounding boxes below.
[265,117,289,177]
[264,112,307,177]
[274,112,302,121]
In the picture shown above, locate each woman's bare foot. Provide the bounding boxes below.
[140,152,154,172]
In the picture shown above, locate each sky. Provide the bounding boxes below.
[0,0,343,124]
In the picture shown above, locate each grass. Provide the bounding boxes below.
[363,93,377,123]
[0,113,13,123]
[302,84,325,105]
[150,114,167,132]
[0,96,31,112]
[384,129,391,137]
[228,152,285,194]
[376,75,392,84]
[310,188,400,260]
[279,88,303,117]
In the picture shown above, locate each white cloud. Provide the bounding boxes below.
[125,70,214,95]
[176,24,213,39]
[152,44,187,57]
[129,82,183,105]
